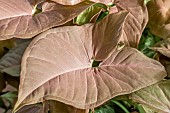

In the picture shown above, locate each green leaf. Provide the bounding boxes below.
[2,65,20,77]
[0,92,17,104]
[96,11,109,23]
[94,106,115,113]
[75,3,107,25]
[138,29,161,58]
[110,100,130,113]
[130,80,170,113]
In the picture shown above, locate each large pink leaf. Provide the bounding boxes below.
[115,0,148,47]
[51,0,148,48]
[13,12,166,112]
[0,0,93,40]
[147,0,170,39]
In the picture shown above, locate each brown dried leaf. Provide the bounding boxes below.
[147,0,170,39]
[0,1,94,40]
[13,13,166,112]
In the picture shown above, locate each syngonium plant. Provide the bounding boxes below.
[0,0,169,113]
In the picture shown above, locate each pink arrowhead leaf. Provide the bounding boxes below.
[0,0,93,40]
[115,0,148,47]
[51,0,148,48]
[147,0,170,39]
[13,12,166,112]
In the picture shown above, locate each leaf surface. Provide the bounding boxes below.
[115,0,148,47]
[138,29,161,58]
[51,0,114,5]
[130,80,170,113]
[74,3,107,25]
[49,100,88,113]
[151,38,170,58]
[0,41,30,74]
[147,0,170,39]
[0,39,15,58]
[14,13,166,112]
[0,0,93,40]
[159,56,170,78]
[16,104,44,113]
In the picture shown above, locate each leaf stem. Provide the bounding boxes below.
[111,100,130,113]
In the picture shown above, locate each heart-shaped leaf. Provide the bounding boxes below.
[147,0,170,39]
[130,80,170,113]
[13,12,166,112]
[0,0,94,40]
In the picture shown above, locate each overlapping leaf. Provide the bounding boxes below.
[13,12,166,112]
[51,0,149,47]
[0,41,30,75]
[0,39,15,58]
[51,0,114,5]
[16,104,44,113]
[158,56,170,78]
[147,0,170,39]
[151,38,170,58]
[138,29,161,58]
[0,41,29,88]
[48,100,89,113]
[0,0,94,40]
[130,80,170,113]
[74,3,107,25]
[115,0,148,47]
